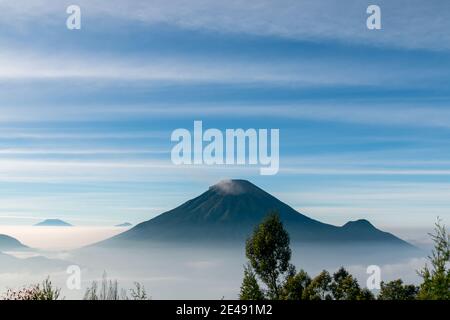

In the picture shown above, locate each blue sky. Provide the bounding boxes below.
[0,0,449,229]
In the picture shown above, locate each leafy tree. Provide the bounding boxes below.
[280,269,311,300]
[245,213,294,299]
[418,220,450,300]
[358,288,376,300]
[378,279,418,300]
[330,267,364,300]
[239,264,265,300]
[302,270,332,300]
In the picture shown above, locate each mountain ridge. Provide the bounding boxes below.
[97,179,413,248]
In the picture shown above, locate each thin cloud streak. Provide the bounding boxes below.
[281,168,450,175]
[0,50,394,86]
[0,158,449,185]
[0,131,168,139]
[0,148,168,155]
[2,103,450,129]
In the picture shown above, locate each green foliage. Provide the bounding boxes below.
[280,269,311,300]
[1,277,61,300]
[242,214,378,301]
[34,278,61,300]
[378,279,418,300]
[330,267,374,300]
[417,220,450,300]
[358,288,376,300]
[239,264,265,300]
[300,267,375,300]
[245,213,294,299]
[302,270,332,300]
[330,267,358,300]
[240,215,450,300]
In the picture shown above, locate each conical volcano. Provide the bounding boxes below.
[99,180,412,247]
[149,179,320,226]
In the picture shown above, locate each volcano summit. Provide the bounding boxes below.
[97,180,413,249]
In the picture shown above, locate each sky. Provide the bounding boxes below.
[0,0,449,231]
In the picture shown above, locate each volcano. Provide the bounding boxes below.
[98,180,413,248]
[34,219,72,227]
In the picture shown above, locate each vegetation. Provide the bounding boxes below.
[280,269,310,300]
[417,220,450,300]
[240,213,449,300]
[239,264,265,300]
[83,272,149,300]
[1,273,148,300]
[330,267,374,300]
[1,277,61,300]
[1,215,448,301]
[245,213,294,299]
[302,270,333,300]
[378,280,418,300]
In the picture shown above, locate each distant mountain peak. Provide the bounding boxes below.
[342,219,375,229]
[34,219,72,227]
[209,179,262,195]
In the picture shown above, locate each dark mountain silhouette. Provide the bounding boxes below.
[0,234,28,251]
[98,180,413,248]
[34,219,72,227]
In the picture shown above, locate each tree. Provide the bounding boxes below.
[245,213,294,299]
[302,270,332,300]
[330,267,365,300]
[280,269,311,300]
[239,264,265,300]
[358,288,376,300]
[418,220,450,300]
[378,279,418,300]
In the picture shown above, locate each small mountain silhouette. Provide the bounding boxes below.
[34,219,72,227]
[0,234,28,251]
[99,180,412,247]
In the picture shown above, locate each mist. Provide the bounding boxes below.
[0,226,430,299]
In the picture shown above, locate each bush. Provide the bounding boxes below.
[1,277,61,300]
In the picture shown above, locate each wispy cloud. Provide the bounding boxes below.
[0,130,167,139]
[1,0,449,51]
[281,168,450,176]
[0,0,448,232]
[0,148,167,155]
[3,102,450,129]
[0,49,401,86]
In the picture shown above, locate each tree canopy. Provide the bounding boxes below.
[245,213,293,299]
[240,213,449,301]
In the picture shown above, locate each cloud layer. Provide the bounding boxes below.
[1,0,450,50]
